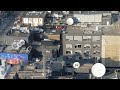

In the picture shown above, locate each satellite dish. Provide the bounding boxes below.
[11,42,20,50]
[91,63,106,78]
[66,18,74,25]
[19,39,25,46]
[73,62,80,69]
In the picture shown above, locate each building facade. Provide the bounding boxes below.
[61,26,102,66]
[61,25,120,69]
[22,11,46,27]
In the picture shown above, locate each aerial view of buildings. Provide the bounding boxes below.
[0,11,120,79]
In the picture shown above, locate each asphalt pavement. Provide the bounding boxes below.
[0,11,24,36]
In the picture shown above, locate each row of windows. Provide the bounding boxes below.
[66,50,100,55]
[24,18,42,21]
[66,44,100,49]
[66,36,100,41]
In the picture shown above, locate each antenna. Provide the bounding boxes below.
[91,63,106,78]
[73,62,80,69]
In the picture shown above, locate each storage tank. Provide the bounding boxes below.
[66,18,74,25]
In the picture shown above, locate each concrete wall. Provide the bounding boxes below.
[102,36,120,67]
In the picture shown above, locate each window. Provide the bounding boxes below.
[66,44,72,48]
[78,45,81,48]
[93,56,100,62]
[74,36,82,41]
[92,36,100,41]
[84,50,90,56]
[66,50,72,55]
[66,36,73,41]
[93,44,100,48]
[93,50,100,54]
[75,44,81,48]
[75,46,77,48]
[75,50,81,54]
[83,36,92,41]
[84,44,91,49]
[84,56,91,60]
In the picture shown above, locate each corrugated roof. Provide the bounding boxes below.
[73,14,102,22]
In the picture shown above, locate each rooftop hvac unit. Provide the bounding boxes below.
[111,11,119,14]
[62,11,69,15]
[47,11,51,13]
[62,31,65,33]
[81,24,88,27]
[12,26,17,30]
[53,14,59,18]
[107,21,110,25]
[35,58,40,62]
[11,41,20,50]
[77,18,80,23]
[95,26,98,31]
[0,66,5,76]
[1,60,6,66]
[19,39,25,46]
[66,18,74,25]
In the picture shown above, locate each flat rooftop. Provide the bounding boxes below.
[64,24,120,36]
[3,45,32,54]
[24,11,46,18]
[7,30,30,37]
[73,11,111,15]
[64,26,102,35]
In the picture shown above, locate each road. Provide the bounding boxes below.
[0,11,25,36]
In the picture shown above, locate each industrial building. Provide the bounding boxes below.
[22,11,46,27]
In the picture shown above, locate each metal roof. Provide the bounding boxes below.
[73,14,102,23]
[24,11,46,18]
